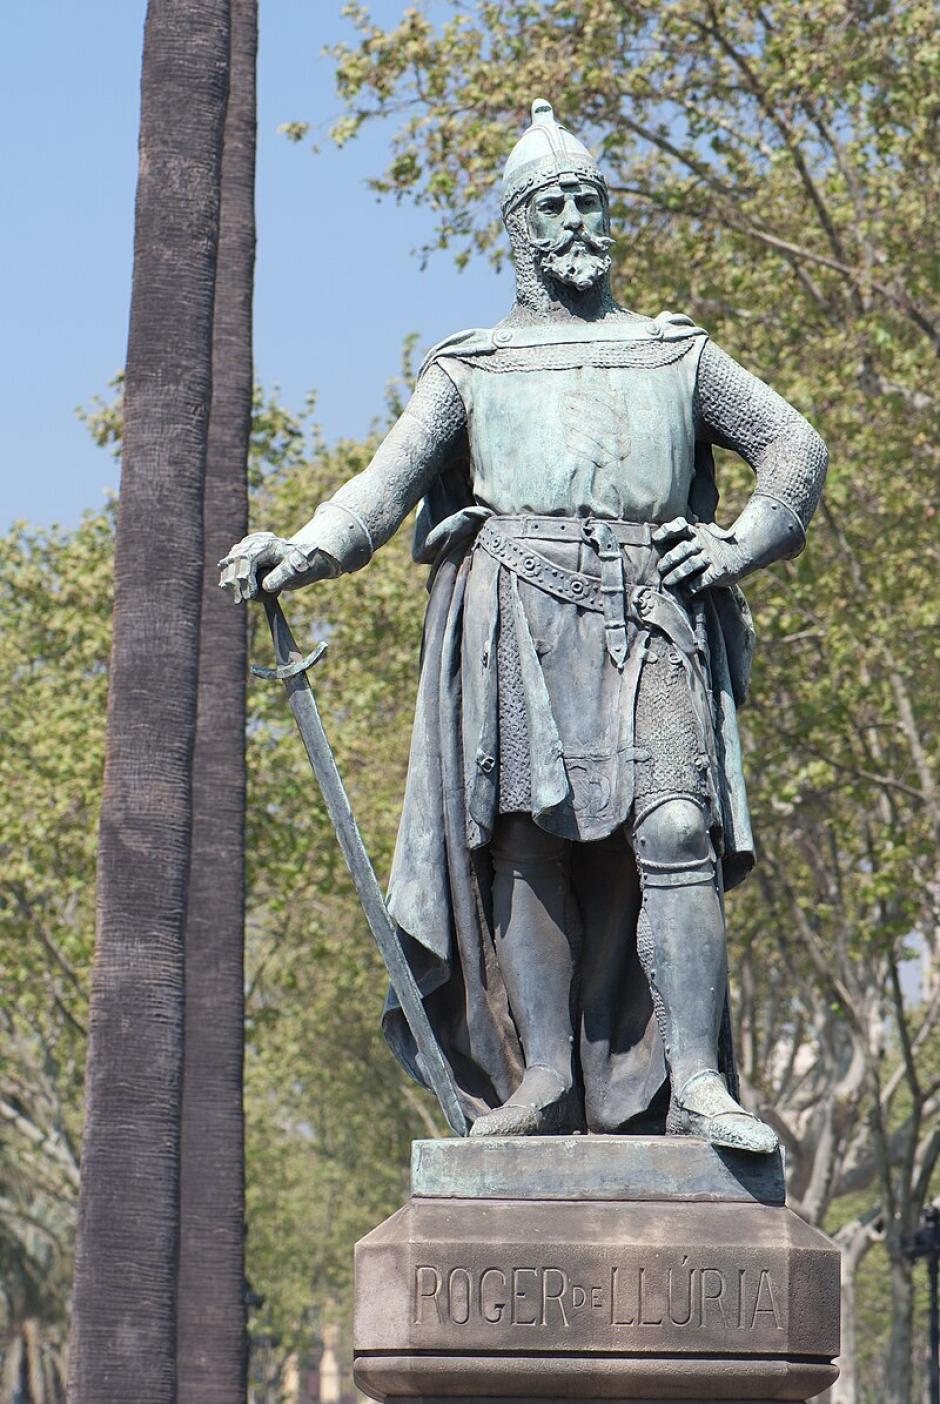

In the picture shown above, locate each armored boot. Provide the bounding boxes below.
[634,799,777,1155]
[470,815,580,1137]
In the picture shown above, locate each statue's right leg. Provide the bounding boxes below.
[469,813,580,1137]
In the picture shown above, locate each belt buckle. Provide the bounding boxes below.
[583,518,621,559]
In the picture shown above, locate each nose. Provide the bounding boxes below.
[562,197,583,230]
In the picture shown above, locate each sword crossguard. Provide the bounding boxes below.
[251,640,327,682]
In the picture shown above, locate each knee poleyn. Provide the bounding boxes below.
[635,799,712,869]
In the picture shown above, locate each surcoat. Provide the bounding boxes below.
[383,314,753,1126]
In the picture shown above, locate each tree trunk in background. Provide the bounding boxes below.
[176,0,256,1399]
[828,1217,879,1404]
[886,1250,915,1404]
[67,3,230,1401]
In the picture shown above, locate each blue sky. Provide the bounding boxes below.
[1,2,512,530]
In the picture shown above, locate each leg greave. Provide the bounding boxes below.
[632,799,727,1098]
[490,814,578,1082]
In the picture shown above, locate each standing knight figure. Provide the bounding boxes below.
[221,101,827,1153]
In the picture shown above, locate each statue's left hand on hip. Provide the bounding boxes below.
[653,517,750,595]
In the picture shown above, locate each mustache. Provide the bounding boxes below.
[531,227,615,257]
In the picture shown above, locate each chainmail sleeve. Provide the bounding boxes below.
[696,340,828,531]
[292,363,468,570]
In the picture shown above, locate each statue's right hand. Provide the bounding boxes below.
[218,532,331,602]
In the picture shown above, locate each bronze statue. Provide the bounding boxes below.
[220,100,828,1153]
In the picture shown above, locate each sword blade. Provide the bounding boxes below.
[260,593,468,1137]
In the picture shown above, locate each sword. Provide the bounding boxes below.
[252,591,469,1137]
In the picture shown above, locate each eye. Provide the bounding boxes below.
[538,199,564,214]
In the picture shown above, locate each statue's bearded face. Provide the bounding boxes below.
[526,179,613,292]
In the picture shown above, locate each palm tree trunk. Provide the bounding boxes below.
[67,4,230,1402]
[176,0,256,1399]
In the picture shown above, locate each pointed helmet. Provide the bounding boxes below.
[501,99,607,217]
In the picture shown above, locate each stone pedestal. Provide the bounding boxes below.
[354,1137,839,1403]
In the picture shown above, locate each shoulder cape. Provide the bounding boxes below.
[417,311,709,381]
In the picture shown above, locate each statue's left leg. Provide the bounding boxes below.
[632,797,777,1154]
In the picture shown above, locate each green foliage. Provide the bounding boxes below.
[0,512,110,1359]
[276,121,311,144]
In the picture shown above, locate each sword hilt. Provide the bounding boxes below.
[251,590,328,681]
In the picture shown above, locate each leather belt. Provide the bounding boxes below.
[476,517,698,666]
[490,514,653,546]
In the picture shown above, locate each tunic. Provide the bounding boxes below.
[403,318,753,853]
[381,316,759,1126]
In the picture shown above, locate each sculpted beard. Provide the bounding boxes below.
[532,226,615,291]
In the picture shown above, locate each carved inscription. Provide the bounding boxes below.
[413,1260,783,1334]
